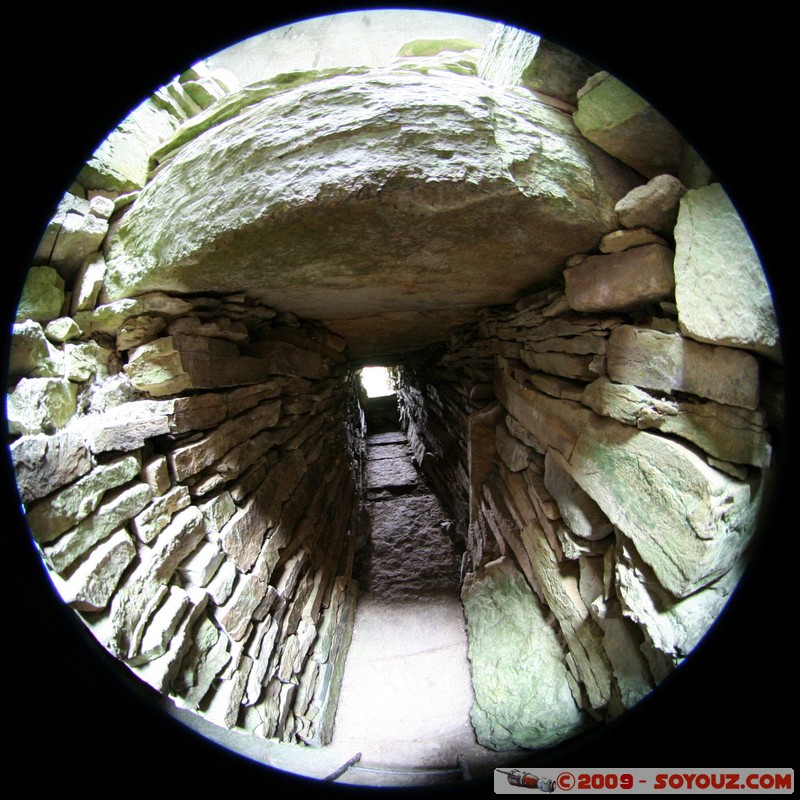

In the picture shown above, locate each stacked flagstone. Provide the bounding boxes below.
[10,267,360,745]
[7,20,784,764]
[395,173,781,749]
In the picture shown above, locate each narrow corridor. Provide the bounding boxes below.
[327,427,518,785]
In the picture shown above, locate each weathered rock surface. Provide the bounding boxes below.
[55,529,137,611]
[7,377,78,435]
[599,227,667,254]
[564,417,760,598]
[103,68,638,357]
[24,454,141,543]
[544,450,613,541]
[564,243,675,313]
[10,431,93,504]
[477,23,597,103]
[574,72,683,178]
[615,174,687,234]
[9,321,62,378]
[615,538,747,661]
[673,183,780,361]
[44,482,152,572]
[582,377,772,468]
[607,325,760,410]
[15,266,65,323]
[462,557,586,749]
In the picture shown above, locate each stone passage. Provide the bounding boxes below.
[5,13,784,788]
[333,427,516,783]
[356,429,461,599]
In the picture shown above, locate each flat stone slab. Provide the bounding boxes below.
[367,431,407,445]
[366,443,411,461]
[365,457,418,490]
[361,494,461,599]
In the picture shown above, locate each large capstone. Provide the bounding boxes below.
[102,67,639,357]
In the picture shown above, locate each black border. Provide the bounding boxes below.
[5,4,795,797]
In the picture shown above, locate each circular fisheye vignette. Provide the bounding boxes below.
[6,7,785,788]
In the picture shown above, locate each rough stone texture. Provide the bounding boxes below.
[44,482,152,573]
[49,209,109,282]
[544,450,613,541]
[7,377,78,435]
[495,423,529,472]
[109,506,207,658]
[131,485,191,543]
[564,243,675,313]
[9,321,62,378]
[582,377,772,468]
[15,266,65,323]
[615,174,687,234]
[477,24,597,103]
[673,183,780,361]
[615,538,747,661]
[63,341,112,384]
[573,72,683,178]
[124,335,280,395]
[599,228,666,254]
[78,94,180,192]
[70,253,106,314]
[10,431,93,504]
[54,529,136,611]
[564,416,760,598]
[25,454,141,543]
[45,317,82,343]
[607,325,761,410]
[68,401,171,453]
[103,68,638,357]
[462,557,586,749]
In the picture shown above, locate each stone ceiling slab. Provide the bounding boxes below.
[103,68,640,358]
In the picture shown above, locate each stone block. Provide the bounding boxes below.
[141,455,170,496]
[615,174,687,234]
[55,529,136,612]
[462,557,587,749]
[44,317,81,343]
[581,377,772,467]
[10,431,93,504]
[70,252,106,314]
[49,210,109,282]
[607,325,760,410]
[564,244,675,313]
[494,357,593,461]
[477,24,597,103]
[131,485,191,543]
[7,377,78,436]
[110,506,206,658]
[63,341,112,384]
[615,538,747,660]
[574,72,683,178]
[44,481,152,573]
[9,321,62,378]
[495,423,529,472]
[544,450,613,541]
[563,416,761,597]
[15,266,65,323]
[25,453,141,543]
[673,183,780,361]
[599,228,667,254]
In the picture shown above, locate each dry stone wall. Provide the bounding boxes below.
[10,234,361,746]
[395,174,782,750]
[6,18,785,764]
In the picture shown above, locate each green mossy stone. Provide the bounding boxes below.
[397,38,480,57]
[15,266,65,324]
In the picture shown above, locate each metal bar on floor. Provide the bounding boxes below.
[324,752,363,782]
